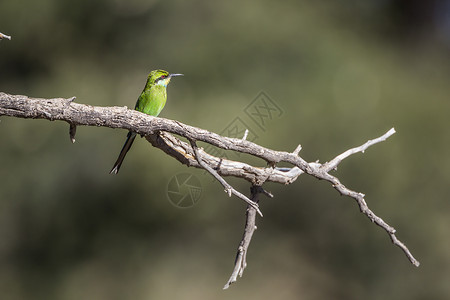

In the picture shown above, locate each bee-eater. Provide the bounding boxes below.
[110,70,183,174]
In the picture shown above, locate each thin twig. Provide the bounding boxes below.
[189,139,263,217]
[326,173,420,266]
[322,128,396,172]
[224,185,269,289]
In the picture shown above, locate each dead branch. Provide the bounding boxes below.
[224,185,273,289]
[0,92,420,288]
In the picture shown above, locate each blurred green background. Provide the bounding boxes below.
[1,0,449,299]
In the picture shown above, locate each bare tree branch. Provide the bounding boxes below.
[0,92,420,287]
[189,139,263,216]
[146,132,305,185]
[322,128,396,172]
[224,185,273,289]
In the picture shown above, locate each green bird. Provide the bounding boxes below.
[110,69,183,174]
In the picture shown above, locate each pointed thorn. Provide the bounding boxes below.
[242,129,249,140]
[293,144,302,155]
[69,123,77,143]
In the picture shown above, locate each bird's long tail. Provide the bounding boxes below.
[110,131,137,174]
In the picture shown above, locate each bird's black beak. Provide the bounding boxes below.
[169,73,184,77]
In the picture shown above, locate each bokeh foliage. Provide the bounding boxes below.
[1,0,449,299]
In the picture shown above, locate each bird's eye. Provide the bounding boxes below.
[161,75,167,79]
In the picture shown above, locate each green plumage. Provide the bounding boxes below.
[110,70,182,174]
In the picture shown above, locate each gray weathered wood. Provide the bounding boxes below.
[0,92,420,288]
